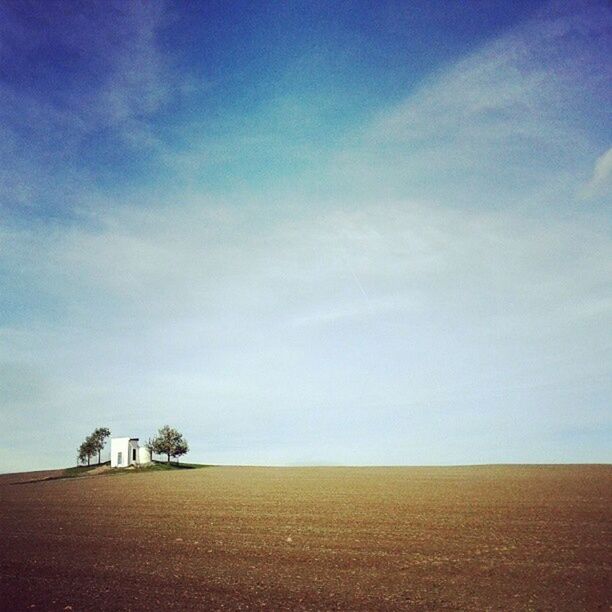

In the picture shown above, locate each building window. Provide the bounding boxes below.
[117,451,123,465]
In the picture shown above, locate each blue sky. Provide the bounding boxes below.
[0,0,610,471]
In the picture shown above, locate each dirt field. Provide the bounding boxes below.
[0,465,610,610]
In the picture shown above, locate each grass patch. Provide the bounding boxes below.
[63,462,110,477]
[11,463,109,485]
[105,460,211,476]
[11,461,210,484]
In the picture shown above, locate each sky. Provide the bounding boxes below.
[0,0,610,472]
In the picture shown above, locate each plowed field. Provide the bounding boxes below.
[1,465,610,610]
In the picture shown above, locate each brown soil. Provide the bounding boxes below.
[0,465,610,610]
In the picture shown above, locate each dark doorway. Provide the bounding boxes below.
[132,448,136,462]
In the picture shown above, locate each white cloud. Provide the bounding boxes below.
[582,148,612,198]
[0,1,173,215]
[331,1,610,208]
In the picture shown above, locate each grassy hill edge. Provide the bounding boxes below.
[7,461,210,485]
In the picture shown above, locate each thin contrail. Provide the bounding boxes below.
[338,244,371,308]
[348,263,370,302]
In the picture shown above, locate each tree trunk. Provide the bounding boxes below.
[167,453,170,464]
[98,450,101,464]
[87,456,90,466]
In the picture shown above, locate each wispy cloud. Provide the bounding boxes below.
[1,1,169,136]
[582,147,612,198]
[331,1,611,208]
[0,1,172,214]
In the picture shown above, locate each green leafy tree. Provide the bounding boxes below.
[77,427,110,466]
[91,427,111,464]
[150,425,189,464]
[78,437,96,466]
[77,445,87,466]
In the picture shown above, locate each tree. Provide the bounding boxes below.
[149,425,189,464]
[91,427,111,464]
[77,445,87,466]
[77,427,110,466]
[78,437,96,466]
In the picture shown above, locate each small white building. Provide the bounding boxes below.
[110,437,152,468]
